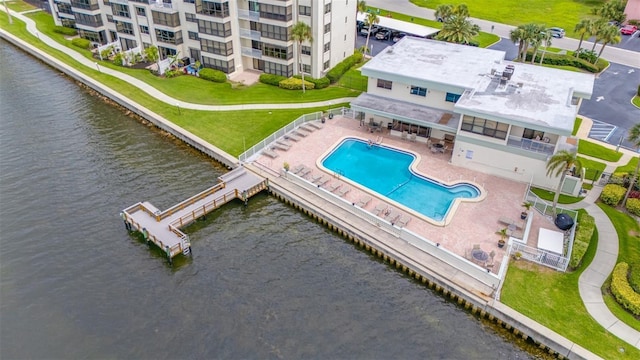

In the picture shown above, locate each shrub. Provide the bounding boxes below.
[71,38,90,50]
[53,26,77,36]
[326,52,363,83]
[611,262,640,316]
[630,264,640,293]
[569,212,595,269]
[259,73,287,86]
[164,68,182,78]
[278,77,315,90]
[293,75,330,89]
[198,68,227,83]
[113,52,124,66]
[600,184,626,206]
[525,51,599,73]
[626,198,640,216]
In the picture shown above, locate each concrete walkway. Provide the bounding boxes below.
[3,2,640,351]
[0,7,356,111]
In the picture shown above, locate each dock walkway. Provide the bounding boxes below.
[122,167,267,261]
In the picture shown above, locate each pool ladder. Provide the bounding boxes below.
[386,175,413,196]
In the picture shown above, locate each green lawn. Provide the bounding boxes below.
[502,215,640,359]
[531,187,583,204]
[338,67,368,92]
[409,0,605,38]
[598,203,640,332]
[366,7,500,47]
[573,117,582,136]
[578,139,624,162]
[5,0,36,12]
[578,156,607,182]
[633,96,640,108]
[0,15,348,155]
[23,12,361,105]
[616,156,639,174]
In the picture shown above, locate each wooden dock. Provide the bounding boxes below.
[121,167,267,262]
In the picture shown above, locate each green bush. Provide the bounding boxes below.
[71,38,90,50]
[600,184,626,206]
[525,52,599,73]
[259,73,287,86]
[198,68,227,83]
[637,84,640,97]
[326,52,363,83]
[293,75,330,89]
[630,264,640,293]
[113,53,124,66]
[569,212,595,269]
[626,198,640,216]
[53,26,77,36]
[611,262,640,316]
[278,77,315,90]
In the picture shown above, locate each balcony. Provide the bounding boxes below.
[506,136,555,155]
[241,47,262,59]
[149,0,178,14]
[239,28,261,41]
[237,9,259,22]
[109,0,128,5]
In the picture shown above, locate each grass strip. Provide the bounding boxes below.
[530,187,583,204]
[578,139,623,162]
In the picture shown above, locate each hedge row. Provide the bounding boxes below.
[326,52,363,83]
[71,38,90,50]
[611,262,640,316]
[525,52,599,73]
[53,26,78,36]
[600,184,626,206]
[279,77,314,90]
[199,68,227,83]
[293,75,330,89]
[626,198,640,216]
[569,212,595,269]
[631,263,640,293]
[259,73,287,86]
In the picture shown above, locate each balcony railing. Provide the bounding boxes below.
[237,9,259,22]
[109,0,128,5]
[241,47,262,59]
[149,0,178,13]
[239,27,261,41]
[506,136,555,155]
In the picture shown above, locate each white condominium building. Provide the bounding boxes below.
[47,0,356,78]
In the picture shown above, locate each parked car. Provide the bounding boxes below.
[375,29,391,40]
[620,24,638,35]
[547,27,565,38]
[359,25,380,36]
[392,32,406,42]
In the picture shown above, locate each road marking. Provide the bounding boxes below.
[596,96,604,102]
[630,69,636,74]
[588,120,617,142]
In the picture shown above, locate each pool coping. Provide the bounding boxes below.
[316,136,487,227]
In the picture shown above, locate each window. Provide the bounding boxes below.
[202,56,234,73]
[197,0,230,18]
[120,38,137,50]
[55,2,73,15]
[410,86,427,97]
[302,64,311,73]
[323,60,330,70]
[152,11,180,27]
[70,0,99,11]
[460,115,508,140]
[324,23,331,34]
[324,3,331,14]
[264,61,293,77]
[116,21,135,35]
[106,15,114,23]
[299,5,311,16]
[198,20,232,37]
[188,31,199,40]
[323,42,330,52]
[78,29,106,44]
[262,43,292,60]
[184,0,195,3]
[185,13,197,22]
[252,23,288,41]
[110,3,130,18]
[345,16,347,23]
[445,92,461,103]
[136,6,145,16]
[139,25,149,34]
[155,29,183,45]
[377,79,392,90]
[301,46,311,55]
[259,3,292,21]
[200,38,233,56]
[74,13,103,27]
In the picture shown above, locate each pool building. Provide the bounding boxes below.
[351,37,595,195]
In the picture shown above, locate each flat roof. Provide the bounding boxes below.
[356,13,440,37]
[362,37,595,133]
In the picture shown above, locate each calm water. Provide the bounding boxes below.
[0,42,535,359]
[322,139,479,220]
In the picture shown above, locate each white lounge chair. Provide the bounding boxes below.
[308,121,323,130]
[397,215,411,227]
[292,164,306,174]
[337,186,351,197]
[373,203,387,216]
[315,177,330,186]
[262,149,278,159]
[355,196,372,207]
[385,210,400,223]
[326,182,342,192]
[285,133,302,142]
[310,173,324,183]
[272,143,289,151]
[300,124,315,133]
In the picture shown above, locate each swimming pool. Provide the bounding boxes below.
[321,138,482,223]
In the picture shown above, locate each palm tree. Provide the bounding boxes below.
[538,31,553,64]
[590,19,607,52]
[290,21,313,93]
[357,0,367,15]
[546,150,583,214]
[528,27,548,64]
[434,4,453,22]
[364,11,379,58]
[621,124,640,207]
[510,26,527,61]
[574,19,594,55]
[436,15,479,44]
[595,24,621,62]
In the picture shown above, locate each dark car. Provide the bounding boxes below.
[392,32,406,42]
[375,29,391,40]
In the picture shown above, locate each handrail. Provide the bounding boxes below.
[159,182,226,220]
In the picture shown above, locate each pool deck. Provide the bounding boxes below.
[253,115,557,274]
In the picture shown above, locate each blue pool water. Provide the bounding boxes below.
[322,139,480,221]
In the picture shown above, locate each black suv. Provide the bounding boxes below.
[375,28,391,40]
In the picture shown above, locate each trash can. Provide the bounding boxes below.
[328,113,334,119]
